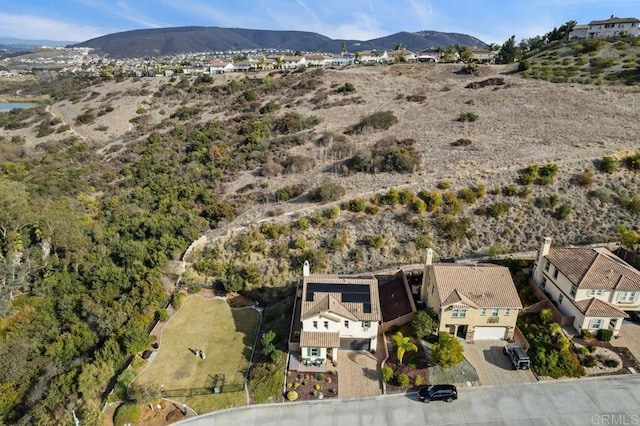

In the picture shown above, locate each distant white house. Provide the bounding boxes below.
[358,50,388,63]
[572,15,640,39]
[209,59,234,74]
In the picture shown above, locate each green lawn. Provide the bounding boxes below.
[134,296,261,413]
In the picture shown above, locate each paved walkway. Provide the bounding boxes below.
[337,351,382,399]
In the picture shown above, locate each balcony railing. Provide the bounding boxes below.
[487,317,499,324]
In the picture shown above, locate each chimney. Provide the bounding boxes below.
[425,248,433,266]
[303,260,310,277]
[541,237,552,258]
[533,237,552,284]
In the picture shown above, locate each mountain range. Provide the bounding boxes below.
[73,26,487,58]
[0,37,78,52]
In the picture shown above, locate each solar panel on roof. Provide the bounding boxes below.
[306,282,372,313]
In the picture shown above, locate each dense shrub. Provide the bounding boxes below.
[366,234,385,249]
[259,101,281,114]
[518,60,531,72]
[286,390,299,401]
[599,156,617,173]
[343,197,367,212]
[347,137,420,174]
[624,152,640,170]
[346,111,398,134]
[574,170,594,186]
[416,190,443,212]
[534,194,560,209]
[456,111,479,122]
[519,165,538,185]
[308,183,346,203]
[490,202,509,217]
[275,184,305,202]
[381,366,393,383]
[397,373,411,387]
[554,203,572,220]
[461,63,479,74]
[336,82,356,94]
[582,355,596,367]
[597,328,613,342]
[171,292,186,309]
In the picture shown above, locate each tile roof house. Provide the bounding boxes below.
[290,261,382,367]
[420,249,523,341]
[572,15,640,39]
[531,237,638,337]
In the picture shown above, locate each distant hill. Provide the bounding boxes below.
[0,37,77,52]
[73,26,486,58]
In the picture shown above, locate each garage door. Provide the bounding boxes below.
[340,339,370,350]
[474,326,507,340]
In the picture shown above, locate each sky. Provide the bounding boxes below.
[1,0,640,45]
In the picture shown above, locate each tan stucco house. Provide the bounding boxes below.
[531,237,637,337]
[420,249,523,341]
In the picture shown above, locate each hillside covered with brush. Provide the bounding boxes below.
[0,51,639,423]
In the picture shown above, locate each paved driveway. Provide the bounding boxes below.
[468,340,537,385]
[337,350,382,399]
[612,320,640,366]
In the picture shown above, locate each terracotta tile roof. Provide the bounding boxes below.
[300,331,340,348]
[301,275,381,322]
[575,298,629,318]
[431,264,522,309]
[546,247,640,291]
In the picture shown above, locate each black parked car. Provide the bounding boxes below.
[418,384,458,403]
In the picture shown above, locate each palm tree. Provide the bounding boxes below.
[549,322,562,337]
[391,331,418,365]
[539,308,553,324]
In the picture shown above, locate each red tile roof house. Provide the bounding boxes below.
[531,237,639,337]
[420,249,523,341]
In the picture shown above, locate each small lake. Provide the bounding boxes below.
[0,102,37,112]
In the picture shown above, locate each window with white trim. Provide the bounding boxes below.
[480,308,486,316]
[570,285,577,297]
[544,260,550,271]
[451,309,467,318]
[361,321,371,328]
[558,294,563,304]
[491,308,499,317]
[309,347,320,356]
[504,309,510,316]
[313,321,318,328]
[588,289,604,296]
[344,320,349,328]
[324,321,329,329]
[589,319,603,329]
[618,292,637,303]
[541,277,547,289]
[553,268,559,279]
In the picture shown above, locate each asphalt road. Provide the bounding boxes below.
[177,375,640,426]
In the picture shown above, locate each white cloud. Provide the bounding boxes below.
[0,12,104,41]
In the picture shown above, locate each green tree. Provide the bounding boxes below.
[411,309,439,338]
[619,225,640,249]
[431,332,464,368]
[391,331,418,365]
[498,35,518,64]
